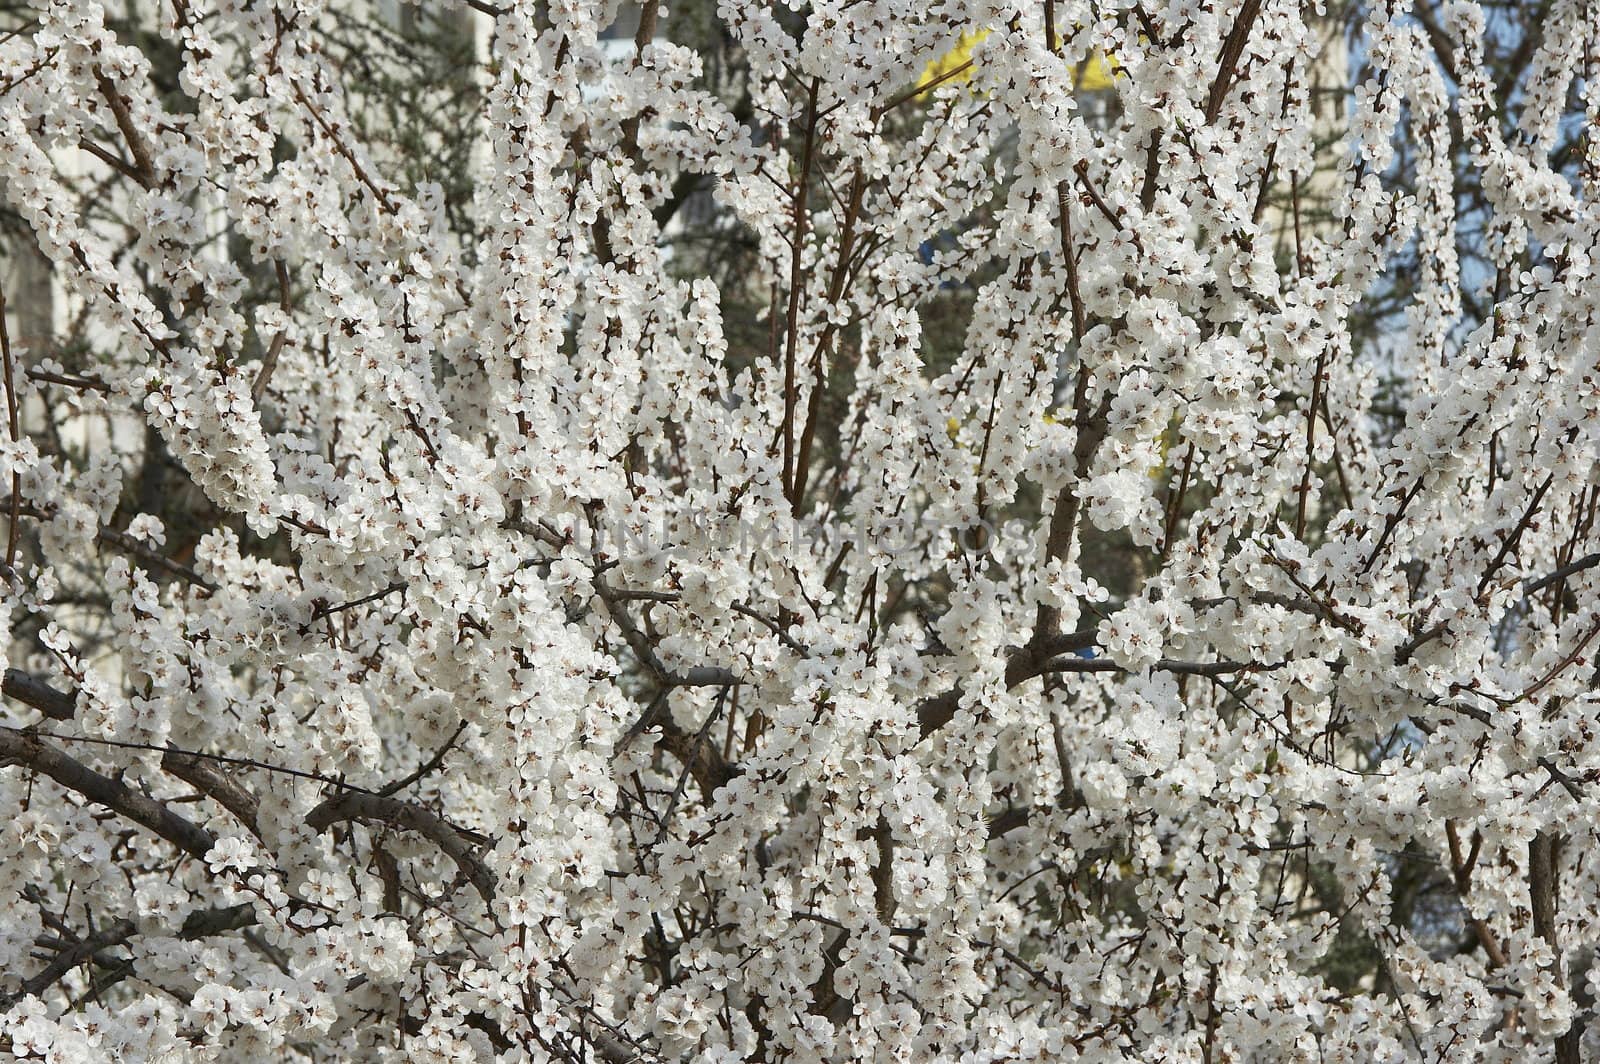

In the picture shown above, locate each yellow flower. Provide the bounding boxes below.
[1075,49,1121,92]
[915,29,1123,99]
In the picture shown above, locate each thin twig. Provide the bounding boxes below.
[252,260,293,401]
[376,720,469,797]
[0,281,20,574]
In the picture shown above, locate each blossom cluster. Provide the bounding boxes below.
[1,0,1599,1060]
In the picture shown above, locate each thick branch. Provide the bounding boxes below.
[0,918,136,1008]
[1204,0,1264,124]
[915,628,1097,737]
[3,668,76,720]
[1526,552,1600,596]
[305,791,496,903]
[1529,831,1580,1064]
[1445,821,1508,968]
[0,726,216,859]
[914,629,1268,738]
[595,575,742,687]
[162,749,263,839]
[656,715,738,798]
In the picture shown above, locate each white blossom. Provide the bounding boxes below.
[0,0,1595,1059]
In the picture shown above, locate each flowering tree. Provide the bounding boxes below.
[2,0,1599,1059]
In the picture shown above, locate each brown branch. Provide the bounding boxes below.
[1033,167,1109,639]
[1446,821,1508,968]
[1161,441,1196,555]
[0,497,216,590]
[252,260,293,401]
[920,644,1283,739]
[1295,336,1331,539]
[594,575,742,687]
[782,80,820,508]
[871,59,975,118]
[1513,619,1600,706]
[915,627,1098,737]
[1073,160,1128,234]
[1395,619,1452,665]
[291,82,396,213]
[179,903,257,939]
[93,74,156,187]
[5,675,436,829]
[0,726,217,859]
[0,918,137,1008]
[34,727,387,796]
[76,136,144,183]
[97,527,218,590]
[1140,130,1162,212]
[615,0,662,164]
[305,791,496,903]
[162,750,262,839]
[1055,182,1087,345]
[1204,0,1264,125]
[656,714,738,798]
[3,668,77,720]
[1529,831,1580,1064]
[0,280,19,575]
[308,581,406,625]
[1525,552,1600,595]
[792,165,868,506]
[1477,473,1555,598]
[1414,0,1461,83]
[1033,399,1109,640]
[375,720,469,797]
[26,367,110,393]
